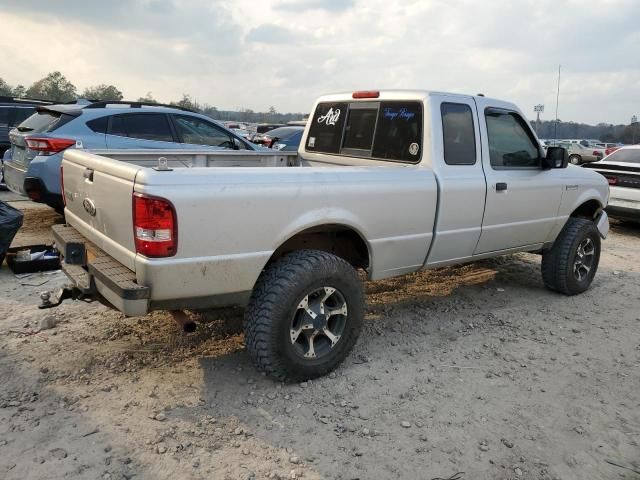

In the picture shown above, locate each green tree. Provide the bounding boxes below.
[0,77,13,96]
[26,71,77,102]
[171,93,199,111]
[12,85,26,98]
[137,92,157,103]
[82,84,123,101]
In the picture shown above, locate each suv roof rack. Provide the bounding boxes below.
[0,95,55,105]
[83,100,196,113]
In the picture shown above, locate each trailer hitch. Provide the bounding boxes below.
[38,285,93,309]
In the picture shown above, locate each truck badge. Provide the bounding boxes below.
[82,198,97,216]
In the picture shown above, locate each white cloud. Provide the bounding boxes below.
[0,0,638,123]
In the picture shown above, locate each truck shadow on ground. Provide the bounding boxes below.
[183,253,574,479]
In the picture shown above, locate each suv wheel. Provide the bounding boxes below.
[244,250,364,382]
[541,217,601,295]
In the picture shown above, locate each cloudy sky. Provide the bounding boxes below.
[0,0,638,124]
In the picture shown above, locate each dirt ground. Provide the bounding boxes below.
[1,195,639,480]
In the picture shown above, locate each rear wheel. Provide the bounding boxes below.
[569,155,582,165]
[244,250,364,382]
[541,217,601,295]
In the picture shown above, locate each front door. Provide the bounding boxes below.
[474,103,563,254]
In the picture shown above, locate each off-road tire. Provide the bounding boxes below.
[541,217,601,295]
[244,249,364,382]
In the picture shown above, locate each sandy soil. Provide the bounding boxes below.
[1,196,639,480]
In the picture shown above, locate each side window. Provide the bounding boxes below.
[110,116,126,136]
[86,116,108,134]
[441,103,476,165]
[173,115,234,147]
[372,102,422,162]
[0,107,8,127]
[485,109,540,168]
[119,114,174,142]
[306,102,348,154]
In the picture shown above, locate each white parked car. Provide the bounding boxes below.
[584,145,640,221]
[49,89,609,381]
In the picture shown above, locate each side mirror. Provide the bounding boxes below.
[232,138,243,150]
[543,146,569,169]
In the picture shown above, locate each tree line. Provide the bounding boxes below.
[532,119,639,145]
[0,71,306,124]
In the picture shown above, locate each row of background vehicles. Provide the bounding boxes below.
[539,138,639,221]
[540,138,625,165]
[0,96,306,210]
[1,95,638,223]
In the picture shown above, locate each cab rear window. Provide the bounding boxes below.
[306,101,422,162]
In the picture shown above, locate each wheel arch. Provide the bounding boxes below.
[570,198,604,220]
[266,223,371,271]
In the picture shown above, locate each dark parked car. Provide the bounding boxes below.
[262,126,305,150]
[1,96,54,189]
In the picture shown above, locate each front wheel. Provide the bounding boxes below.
[541,217,601,295]
[244,250,364,382]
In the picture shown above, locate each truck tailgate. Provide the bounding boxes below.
[61,150,141,270]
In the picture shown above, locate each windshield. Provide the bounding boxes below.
[605,148,640,164]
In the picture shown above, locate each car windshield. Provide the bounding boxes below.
[605,148,640,164]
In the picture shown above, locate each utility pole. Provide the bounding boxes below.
[554,64,561,139]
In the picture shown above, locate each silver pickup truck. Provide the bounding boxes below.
[51,90,609,381]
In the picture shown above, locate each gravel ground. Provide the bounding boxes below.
[1,196,639,480]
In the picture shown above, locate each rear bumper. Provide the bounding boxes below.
[52,223,150,316]
[3,159,27,195]
[607,189,640,221]
[24,177,64,209]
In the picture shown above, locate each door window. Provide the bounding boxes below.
[173,115,234,148]
[485,109,540,168]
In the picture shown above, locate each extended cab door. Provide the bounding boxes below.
[425,95,487,266]
[473,100,563,254]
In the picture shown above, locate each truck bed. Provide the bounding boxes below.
[59,149,438,312]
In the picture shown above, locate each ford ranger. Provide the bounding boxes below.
[50,90,610,381]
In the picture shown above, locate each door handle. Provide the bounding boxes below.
[496,182,508,192]
[83,168,94,182]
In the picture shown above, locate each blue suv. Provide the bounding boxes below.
[3,101,259,211]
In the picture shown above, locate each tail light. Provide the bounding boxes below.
[133,193,177,257]
[352,90,380,99]
[593,150,602,157]
[606,176,618,186]
[25,137,76,155]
